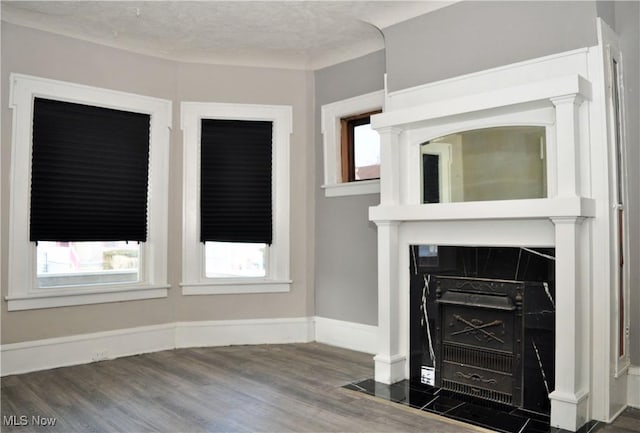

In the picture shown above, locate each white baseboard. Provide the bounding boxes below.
[1,317,314,376]
[0,323,175,376]
[174,317,315,348]
[629,366,640,408]
[314,316,377,354]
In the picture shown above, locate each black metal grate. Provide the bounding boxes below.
[442,379,513,405]
[443,343,513,373]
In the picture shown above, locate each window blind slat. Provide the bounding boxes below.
[30,97,150,242]
[200,119,273,244]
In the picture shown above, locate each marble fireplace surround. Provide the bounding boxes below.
[368,21,627,432]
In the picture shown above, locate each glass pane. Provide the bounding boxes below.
[205,242,267,278]
[353,123,380,180]
[37,241,139,287]
[421,126,547,203]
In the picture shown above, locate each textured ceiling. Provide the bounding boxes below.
[0,1,455,69]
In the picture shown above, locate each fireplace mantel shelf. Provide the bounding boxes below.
[369,197,595,223]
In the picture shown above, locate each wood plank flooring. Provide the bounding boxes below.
[1,343,486,433]
[598,407,640,433]
[2,342,638,433]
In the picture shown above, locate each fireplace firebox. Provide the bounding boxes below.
[435,276,525,406]
[410,246,555,415]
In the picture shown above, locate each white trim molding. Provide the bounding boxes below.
[180,102,292,295]
[6,74,172,311]
[174,318,314,349]
[322,179,380,197]
[0,318,315,377]
[320,90,384,197]
[5,285,170,311]
[314,316,377,354]
[0,324,176,376]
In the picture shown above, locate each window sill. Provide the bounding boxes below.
[180,279,292,295]
[5,284,169,311]
[322,179,380,197]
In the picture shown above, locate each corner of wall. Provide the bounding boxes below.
[628,366,640,408]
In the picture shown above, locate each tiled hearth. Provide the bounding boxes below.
[343,379,601,433]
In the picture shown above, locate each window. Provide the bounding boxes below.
[205,242,266,278]
[7,74,171,311]
[180,102,292,295]
[37,241,140,288]
[340,110,381,182]
[321,90,384,197]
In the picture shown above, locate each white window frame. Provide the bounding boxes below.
[321,90,384,197]
[6,73,171,311]
[180,102,292,295]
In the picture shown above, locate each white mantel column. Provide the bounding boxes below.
[377,126,403,205]
[374,220,404,384]
[549,92,590,431]
[549,216,589,431]
[373,126,405,384]
[551,94,584,197]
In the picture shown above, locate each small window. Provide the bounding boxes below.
[320,90,384,197]
[340,110,381,182]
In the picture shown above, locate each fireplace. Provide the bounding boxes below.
[368,22,631,431]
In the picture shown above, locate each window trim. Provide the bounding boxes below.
[321,90,384,197]
[6,74,171,311]
[179,102,292,295]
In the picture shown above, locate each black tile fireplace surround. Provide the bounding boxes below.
[410,246,556,416]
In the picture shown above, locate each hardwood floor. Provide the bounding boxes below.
[598,407,640,433]
[1,343,486,433]
[2,342,638,433]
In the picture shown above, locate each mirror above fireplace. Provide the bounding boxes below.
[421,126,547,203]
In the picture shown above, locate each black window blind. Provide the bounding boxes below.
[200,119,273,244]
[30,97,151,242]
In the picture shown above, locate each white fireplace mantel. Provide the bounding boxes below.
[368,23,628,432]
[369,197,595,223]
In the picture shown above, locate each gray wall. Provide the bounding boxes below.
[384,1,599,92]
[1,22,315,344]
[314,50,385,326]
[315,1,640,336]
